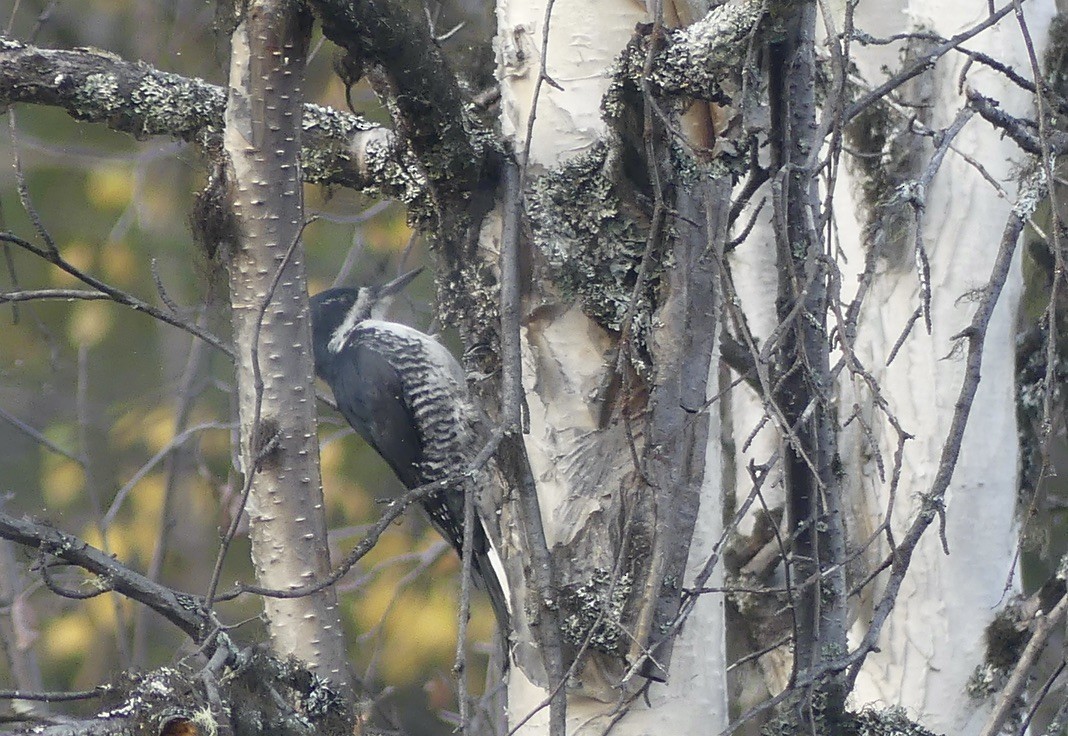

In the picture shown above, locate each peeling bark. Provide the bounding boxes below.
[835,2,1057,731]
[493,0,732,732]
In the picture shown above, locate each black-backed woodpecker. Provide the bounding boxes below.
[310,271,509,632]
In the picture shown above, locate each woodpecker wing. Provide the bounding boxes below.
[325,322,511,632]
[329,337,424,489]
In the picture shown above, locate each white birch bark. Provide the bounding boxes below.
[717,0,1056,730]
[495,0,729,732]
[830,1,1055,732]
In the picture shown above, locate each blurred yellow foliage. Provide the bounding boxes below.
[379,588,458,683]
[321,436,371,519]
[308,277,331,295]
[68,300,113,346]
[197,420,232,459]
[144,406,177,454]
[365,215,412,253]
[83,525,132,564]
[186,474,217,519]
[111,405,174,452]
[50,240,94,286]
[326,477,370,520]
[342,532,494,684]
[43,612,93,661]
[361,529,410,572]
[42,458,85,508]
[129,472,166,523]
[42,422,77,454]
[86,167,132,210]
[100,241,138,284]
[320,438,344,476]
[85,587,124,630]
[140,181,179,226]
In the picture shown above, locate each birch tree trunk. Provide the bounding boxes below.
[493,0,1056,733]
[493,0,729,731]
[725,0,1056,732]
[0,0,1062,732]
[836,1,1056,732]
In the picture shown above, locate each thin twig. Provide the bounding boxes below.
[133,320,212,668]
[0,687,110,702]
[843,171,1047,691]
[0,405,85,466]
[204,219,312,608]
[498,156,565,736]
[0,288,110,303]
[454,419,477,736]
[843,2,1015,123]
[225,428,507,601]
[980,593,1068,736]
[0,512,213,645]
[102,421,231,530]
[0,232,233,357]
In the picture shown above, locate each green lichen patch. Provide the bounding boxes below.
[653,0,764,102]
[526,141,659,369]
[762,701,940,736]
[558,568,633,654]
[437,256,501,369]
[130,69,225,144]
[73,72,123,117]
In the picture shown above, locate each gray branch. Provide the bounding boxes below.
[0,513,210,645]
[616,0,764,102]
[0,36,423,204]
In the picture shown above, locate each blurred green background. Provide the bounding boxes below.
[0,1,496,733]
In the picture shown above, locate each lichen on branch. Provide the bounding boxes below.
[0,36,420,202]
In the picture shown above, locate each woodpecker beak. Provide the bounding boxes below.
[379,267,423,298]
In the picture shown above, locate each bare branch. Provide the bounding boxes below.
[844,169,1048,689]
[0,288,110,303]
[0,404,84,466]
[967,88,1068,155]
[0,36,415,199]
[499,157,566,736]
[0,687,109,702]
[0,513,212,645]
[635,0,765,101]
[843,2,1015,123]
[225,428,507,601]
[0,231,233,356]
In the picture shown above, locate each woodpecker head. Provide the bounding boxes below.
[310,268,422,380]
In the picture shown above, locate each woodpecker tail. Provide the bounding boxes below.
[473,546,510,638]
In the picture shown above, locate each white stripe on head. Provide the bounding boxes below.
[328,288,374,354]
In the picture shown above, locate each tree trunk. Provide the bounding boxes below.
[494,0,729,731]
[838,1,1056,732]
[221,0,350,691]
